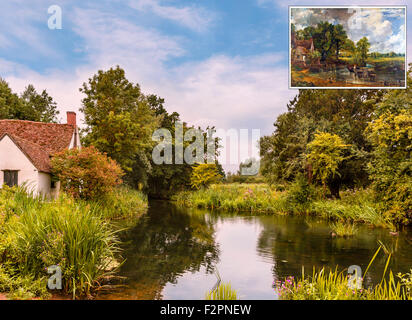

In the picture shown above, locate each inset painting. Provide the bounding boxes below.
[289,6,406,88]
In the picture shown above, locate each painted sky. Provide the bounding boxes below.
[291,7,406,54]
[0,1,410,170]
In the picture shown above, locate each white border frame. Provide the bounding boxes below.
[288,5,407,89]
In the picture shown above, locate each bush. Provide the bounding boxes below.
[191,163,223,190]
[51,146,123,200]
[286,174,318,211]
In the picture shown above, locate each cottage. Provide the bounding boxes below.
[291,34,315,66]
[0,111,81,197]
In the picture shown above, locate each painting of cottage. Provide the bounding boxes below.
[289,6,406,88]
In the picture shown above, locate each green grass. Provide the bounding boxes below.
[174,184,393,228]
[329,221,358,237]
[174,183,290,214]
[0,185,148,299]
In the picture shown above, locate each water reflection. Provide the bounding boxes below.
[98,202,412,300]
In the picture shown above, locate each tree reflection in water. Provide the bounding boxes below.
[98,201,219,300]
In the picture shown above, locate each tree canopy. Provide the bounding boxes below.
[0,79,59,122]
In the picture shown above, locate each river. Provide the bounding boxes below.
[97,201,412,300]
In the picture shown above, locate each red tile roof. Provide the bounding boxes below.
[295,39,313,50]
[0,120,75,173]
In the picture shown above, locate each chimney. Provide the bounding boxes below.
[67,111,76,127]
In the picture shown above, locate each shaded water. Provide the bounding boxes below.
[98,201,412,300]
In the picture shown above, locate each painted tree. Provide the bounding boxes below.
[332,24,347,58]
[190,163,222,190]
[354,37,370,66]
[307,132,349,197]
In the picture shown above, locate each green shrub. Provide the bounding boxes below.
[286,175,318,211]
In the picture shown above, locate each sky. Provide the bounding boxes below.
[291,7,406,53]
[0,0,410,171]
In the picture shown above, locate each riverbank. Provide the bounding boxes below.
[0,186,148,300]
[174,183,394,229]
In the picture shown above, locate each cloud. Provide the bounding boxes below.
[128,0,216,32]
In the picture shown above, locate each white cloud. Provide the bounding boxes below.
[128,0,216,32]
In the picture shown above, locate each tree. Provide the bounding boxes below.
[51,146,123,200]
[343,38,356,55]
[190,163,222,190]
[354,37,370,66]
[0,79,59,122]
[20,85,59,123]
[307,132,348,197]
[259,89,384,194]
[145,96,193,198]
[80,66,160,172]
[332,24,347,58]
[312,22,335,61]
[366,65,412,224]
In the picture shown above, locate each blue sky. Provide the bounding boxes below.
[0,1,410,170]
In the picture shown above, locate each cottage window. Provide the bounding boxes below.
[3,170,18,187]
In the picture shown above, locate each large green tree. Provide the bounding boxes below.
[80,66,160,172]
[260,89,384,197]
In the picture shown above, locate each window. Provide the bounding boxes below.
[3,170,18,187]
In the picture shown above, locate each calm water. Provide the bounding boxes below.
[98,201,412,300]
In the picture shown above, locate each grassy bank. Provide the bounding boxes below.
[276,244,412,300]
[174,183,392,229]
[0,186,148,300]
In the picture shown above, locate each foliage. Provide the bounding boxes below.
[20,84,59,123]
[354,37,371,66]
[366,67,412,224]
[307,132,349,195]
[0,265,50,300]
[145,96,193,198]
[190,163,223,190]
[260,89,383,195]
[276,243,412,300]
[176,183,394,228]
[205,282,238,300]
[51,146,123,200]
[329,221,357,237]
[80,66,160,172]
[0,186,124,299]
[95,187,148,220]
[286,174,318,211]
[0,79,59,122]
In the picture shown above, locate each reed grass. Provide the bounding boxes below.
[276,243,412,300]
[329,221,358,237]
[0,185,148,299]
[205,282,238,300]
